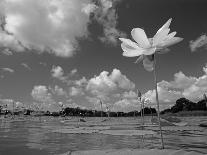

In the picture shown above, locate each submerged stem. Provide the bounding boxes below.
[153,53,164,149]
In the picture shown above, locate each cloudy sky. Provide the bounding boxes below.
[0,0,207,112]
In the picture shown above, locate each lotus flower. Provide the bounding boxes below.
[119,18,183,71]
[119,18,183,149]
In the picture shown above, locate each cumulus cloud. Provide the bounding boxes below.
[0,0,96,57]
[112,98,139,112]
[50,85,67,97]
[39,62,47,67]
[86,68,135,97]
[51,65,66,81]
[21,63,31,70]
[70,68,78,76]
[74,77,88,87]
[92,0,126,45]
[31,85,65,112]
[122,90,137,99]
[0,98,14,110]
[0,15,25,52]
[144,87,183,110]
[0,98,25,111]
[158,71,196,90]
[1,67,14,73]
[190,34,207,52]
[0,0,125,57]
[31,85,54,103]
[69,86,85,97]
[66,102,86,109]
[144,64,207,109]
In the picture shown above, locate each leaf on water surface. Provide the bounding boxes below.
[52,128,99,134]
[78,126,111,130]
[145,126,202,131]
[98,130,156,136]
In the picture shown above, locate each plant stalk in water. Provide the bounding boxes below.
[153,53,164,149]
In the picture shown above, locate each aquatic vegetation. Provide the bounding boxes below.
[98,129,156,136]
[79,126,111,130]
[53,128,99,134]
[119,18,183,149]
[145,126,202,131]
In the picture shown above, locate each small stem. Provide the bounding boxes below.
[153,53,164,149]
[142,100,145,125]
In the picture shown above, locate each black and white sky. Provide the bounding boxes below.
[0,0,207,112]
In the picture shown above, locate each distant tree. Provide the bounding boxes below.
[196,99,207,111]
[171,98,196,113]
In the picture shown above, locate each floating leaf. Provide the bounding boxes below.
[98,129,156,136]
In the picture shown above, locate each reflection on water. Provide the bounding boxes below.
[0,116,207,155]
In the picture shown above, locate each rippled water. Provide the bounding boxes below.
[0,116,207,155]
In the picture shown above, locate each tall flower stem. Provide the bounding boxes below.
[137,90,144,127]
[153,53,164,149]
[99,99,103,118]
[142,99,145,125]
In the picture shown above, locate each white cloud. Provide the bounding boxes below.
[69,86,84,97]
[51,65,66,81]
[0,98,25,111]
[67,102,86,109]
[39,62,47,66]
[110,69,135,90]
[144,64,207,109]
[112,98,139,112]
[0,98,14,111]
[122,90,137,99]
[0,0,125,57]
[92,0,126,45]
[86,68,135,97]
[144,87,183,110]
[51,85,67,97]
[1,67,14,73]
[158,71,196,90]
[31,85,54,103]
[70,68,78,76]
[0,0,95,57]
[31,85,65,112]
[21,63,31,70]
[189,34,207,52]
[74,77,88,87]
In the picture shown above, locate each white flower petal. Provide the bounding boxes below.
[157,37,183,48]
[121,43,144,57]
[131,28,150,48]
[166,31,177,40]
[153,28,170,46]
[156,18,172,34]
[119,38,139,49]
[143,56,154,72]
[134,55,144,63]
[143,47,156,55]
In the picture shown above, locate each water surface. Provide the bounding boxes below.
[0,116,206,155]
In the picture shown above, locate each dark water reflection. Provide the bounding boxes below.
[0,116,207,155]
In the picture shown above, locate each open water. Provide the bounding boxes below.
[0,116,206,155]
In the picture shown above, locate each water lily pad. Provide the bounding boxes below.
[53,128,99,134]
[145,126,202,131]
[79,126,110,130]
[98,129,156,136]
